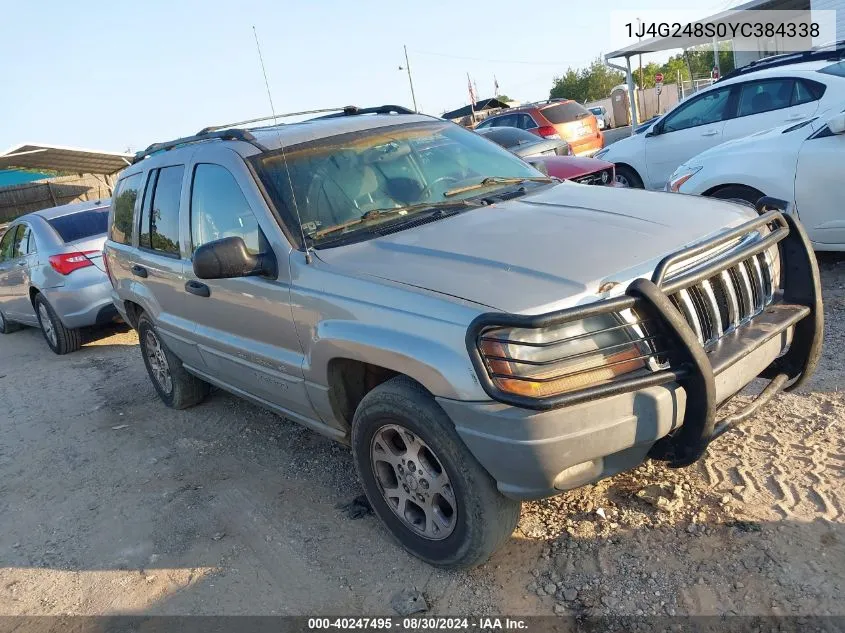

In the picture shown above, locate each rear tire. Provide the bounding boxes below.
[34,294,80,355]
[615,164,643,188]
[138,313,209,409]
[351,376,521,569]
[0,308,20,334]
[709,185,765,207]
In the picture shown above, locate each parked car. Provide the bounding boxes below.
[0,199,117,353]
[475,100,604,157]
[595,58,845,189]
[104,105,821,569]
[476,126,616,185]
[667,103,845,250]
[589,105,611,130]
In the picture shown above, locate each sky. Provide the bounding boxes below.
[0,0,737,154]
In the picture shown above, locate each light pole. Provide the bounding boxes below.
[398,45,418,112]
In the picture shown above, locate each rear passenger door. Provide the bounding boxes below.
[130,162,202,366]
[179,152,313,420]
[722,78,823,141]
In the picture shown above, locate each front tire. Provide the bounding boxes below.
[34,294,80,354]
[615,164,643,188]
[709,185,765,207]
[138,314,209,409]
[351,376,521,569]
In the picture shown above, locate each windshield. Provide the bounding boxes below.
[541,102,591,123]
[252,120,544,247]
[589,107,602,115]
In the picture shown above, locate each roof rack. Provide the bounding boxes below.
[309,104,417,120]
[132,129,266,164]
[133,105,418,165]
[717,39,845,82]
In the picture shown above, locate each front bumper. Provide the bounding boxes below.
[455,208,822,499]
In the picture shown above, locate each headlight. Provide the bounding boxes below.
[666,165,702,193]
[477,313,654,398]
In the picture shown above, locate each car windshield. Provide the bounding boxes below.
[541,102,591,123]
[251,120,545,247]
[589,107,602,115]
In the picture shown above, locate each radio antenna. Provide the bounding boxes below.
[252,25,311,264]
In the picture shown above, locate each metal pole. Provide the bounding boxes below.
[713,37,721,76]
[626,56,639,131]
[404,45,418,112]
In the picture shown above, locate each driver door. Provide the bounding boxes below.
[644,85,737,189]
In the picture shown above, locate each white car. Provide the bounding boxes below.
[667,104,845,250]
[595,58,845,190]
[589,106,611,130]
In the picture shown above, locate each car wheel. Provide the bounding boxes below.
[614,165,643,188]
[0,308,20,334]
[709,185,765,207]
[138,314,209,409]
[34,294,80,355]
[351,376,521,569]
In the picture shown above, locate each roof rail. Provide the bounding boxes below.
[198,107,354,134]
[309,104,417,120]
[717,39,845,82]
[132,129,266,164]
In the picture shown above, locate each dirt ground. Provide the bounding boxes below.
[1,256,843,619]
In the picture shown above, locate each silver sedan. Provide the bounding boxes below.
[0,199,118,354]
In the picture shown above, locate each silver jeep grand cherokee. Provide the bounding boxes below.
[104,105,822,568]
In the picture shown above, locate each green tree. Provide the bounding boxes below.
[549,58,624,103]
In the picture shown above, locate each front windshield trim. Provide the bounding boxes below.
[248,119,544,250]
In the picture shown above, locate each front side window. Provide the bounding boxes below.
[662,87,733,132]
[139,166,184,256]
[109,173,143,245]
[190,164,262,254]
[0,227,15,262]
[252,120,544,248]
[738,79,794,117]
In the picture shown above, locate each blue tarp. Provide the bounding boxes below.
[0,170,52,187]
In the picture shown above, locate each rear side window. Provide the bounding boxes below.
[0,227,15,262]
[541,102,591,124]
[795,79,826,103]
[139,165,184,257]
[110,173,143,245]
[48,208,109,243]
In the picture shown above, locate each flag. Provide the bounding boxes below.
[467,73,477,105]
[494,75,499,97]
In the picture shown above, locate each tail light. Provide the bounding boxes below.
[48,250,99,275]
[102,250,116,287]
[537,125,561,139]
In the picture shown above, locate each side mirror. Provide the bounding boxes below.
[192,236,276,280]
[828,112,845,135]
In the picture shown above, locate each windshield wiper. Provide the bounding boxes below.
[310,200,482,239]
[443,176,555,198]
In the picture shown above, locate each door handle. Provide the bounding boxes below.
[185,280,211,298]
[131,264,148,278]
[785,115,803,121]
[700,130,719,137]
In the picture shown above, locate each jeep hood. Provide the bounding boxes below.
[315,182,755,314]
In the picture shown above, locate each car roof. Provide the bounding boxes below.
[29,198,110,221]
[717,60,837,86]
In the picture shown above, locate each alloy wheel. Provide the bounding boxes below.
[145,330,173,394]
[38,304,57,347]
[370,423,457,540]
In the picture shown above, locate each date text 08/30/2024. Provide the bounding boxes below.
[308,617,529,630]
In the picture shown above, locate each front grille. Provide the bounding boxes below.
[668,250,778,348]
[572,168,612,186]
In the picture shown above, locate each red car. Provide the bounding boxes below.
[476,126,617,186]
